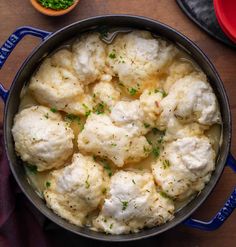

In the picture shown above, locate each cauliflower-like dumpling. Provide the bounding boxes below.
[152,136,215,200]
[107,31,177,93]
[93,170,174,234]
[44,153,108,226]
[72,33,108,84]
[12,106,74,171]
[163,60,196,92]
[139,89,164,126]
[164,118,207,142]
[77,114,151,167]
[158,75,221,128]
[29,55,93,116]
[110,100,148,135]
[92,81,121,108]
[51,48,73,71]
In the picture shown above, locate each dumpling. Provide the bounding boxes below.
[110,100,148,135]
[92,81,121,108]
[107,31,177,93]
[44,153,109,226]
[29,54,93,116]
[12,106,74,171]
[158,75,221,129]
[93,170,174,234]
[162,60,196,93]
[152,136,215,200]
[139,89,164,126]
[72,33,108,84]
[77,114,151,167]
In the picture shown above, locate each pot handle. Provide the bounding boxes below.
[184,153,236,230]
[0,26,52,103]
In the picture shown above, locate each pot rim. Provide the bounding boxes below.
[3,14,232,241]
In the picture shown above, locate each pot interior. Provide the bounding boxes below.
[4,15,231,241]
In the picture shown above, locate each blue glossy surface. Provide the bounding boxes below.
[0,26,51,102]
[184,153,236,230]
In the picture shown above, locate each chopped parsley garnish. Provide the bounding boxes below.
[26,164,38,174]
[65,113,80,122]
[132,179,136,184]
[152,146,160,158]
[38,0,74,10]
[109,223,113,229]
[143,145,151,153]
[102,161,112,177]
[85,175,90,189]
[158,133,165,144]
[50,107,57,113]
[111,143,117,147]
[93,102,106,115]
[144,123,150,128]
[154,89,168,97]
[64,114,81,126]
[160,191,171,199]
[163,159,171,169]
[129,88,137,96]
[152,128,159,135]
[109,53,116,59]
[121,201,129,210]
[44,113,49,119]
[45,181,51,188]
[82,104,91,117]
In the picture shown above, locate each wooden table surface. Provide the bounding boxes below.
[0,1,235,246]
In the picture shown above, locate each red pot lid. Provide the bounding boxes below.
[214,0,236,43]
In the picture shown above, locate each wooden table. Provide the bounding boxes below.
[0,1,235,246]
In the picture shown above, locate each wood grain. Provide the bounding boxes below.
[0,0,235,246]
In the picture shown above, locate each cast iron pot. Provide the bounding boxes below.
[0,15,235,242]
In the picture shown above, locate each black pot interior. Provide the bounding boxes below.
[4,15,231,241]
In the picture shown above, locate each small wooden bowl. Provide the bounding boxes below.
[30,0,79,16]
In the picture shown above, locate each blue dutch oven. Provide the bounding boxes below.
[0,15,235,241]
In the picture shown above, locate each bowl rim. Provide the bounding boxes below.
[3,14,231,241]
[30,0,79,16]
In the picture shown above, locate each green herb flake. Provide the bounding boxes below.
[45,181,51,188]
[109,223,113,229]
[160,191,171,199]
[144,123,150,128]
[26,164,38,174]
[50,107,57,113]
[93,102,105,115]
[129,88,137,96]
[163,159,171,169]
[38,0,75,10]
[102,161,112,177]
[132,179,136,184]
[154,88,168,97]
[85,175,90,189]
[152,128,159,135]
[109,53,116,59]
[82,104,91,117]
[143,145,151,153]
[121,201,129,210]
[44,113,49,119]
[152,146,160,158]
